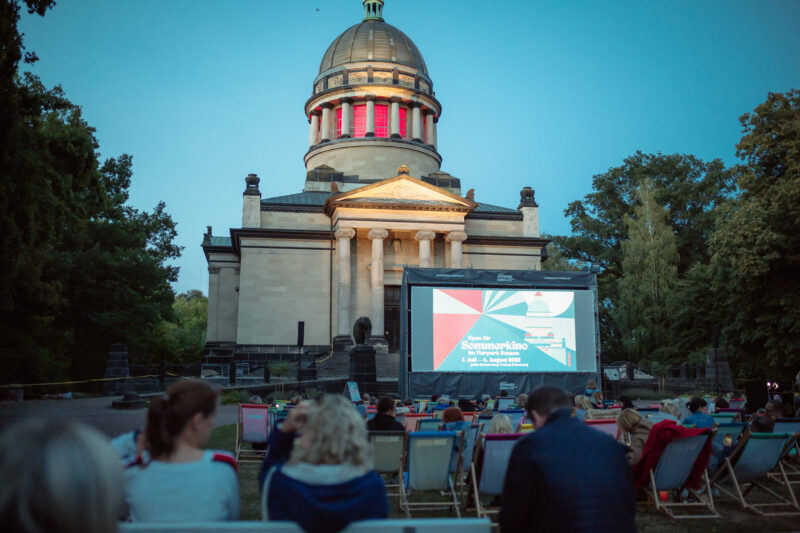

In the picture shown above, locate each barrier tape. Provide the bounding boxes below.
[1,371,188,389]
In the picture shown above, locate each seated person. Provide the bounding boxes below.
[616,408,654,466]
[615,395,634,410]
[683,397,715,428]
[517,393,528,409]
[658,399,680,421]
[590,390,605,409]
[442,406,465,425]
[714,397,730,412]
[584,379,599,398]
[574,395,593,421]
[366,396,405,432]
[432,397,451,412]
[0,419,125,533]
[487,413,514,434]
[749,414,773,433]
[765,401,783,423]
[127,380,239,521]
[458,397,478,413]
[259,395,387,533]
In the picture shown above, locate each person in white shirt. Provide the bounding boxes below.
[127,379,239,522]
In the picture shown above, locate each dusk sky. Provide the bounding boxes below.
[18,0,800,295]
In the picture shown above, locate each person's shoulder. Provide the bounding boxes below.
[207,450,238,473]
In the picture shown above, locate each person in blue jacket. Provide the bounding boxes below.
[683,397,715,428]
[258,394,388,533]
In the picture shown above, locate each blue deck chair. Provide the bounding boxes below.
[443,422,482,493]
[495,397,515,410]
[368,431,407,497]
[499,409,525,430]
[638,407,660,413]
[400,432,461,517]
[712,423,747,451]
[771,420,800,484]
[477,414,494,427]
[366,411,377,421]
[646,429,718,519]
[467,433,522,520]
[710,413,737,424]
[711,432,799,516]
[647,412,678,424]
[417,418,443,432]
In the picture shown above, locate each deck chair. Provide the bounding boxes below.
[647,412,678,424]
[462,412,477,423]
[771,420,800,484]
[403,413,429,432]
[638,407,660,414]
[400,432,461,517]
[729,398,745,409]
[585,419,618,439]
[518,423,533,433]
[499,409,525,429]
[712,423,747,451]
[711,413,737,424]
[369,431,407,496]
[443,422,482,493]
[646,430,718,519]
[711,432,799,516]
[466,433,522,520]
[717,408,745,421]
[496,397,515,410]
[417,418,443,432]
[235,404,270,463]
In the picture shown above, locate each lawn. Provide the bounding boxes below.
[208,425,799,531]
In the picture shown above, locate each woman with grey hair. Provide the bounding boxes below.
[258,394,387,532]
[0,419,125,533]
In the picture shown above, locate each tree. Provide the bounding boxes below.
[555,152,735,360]
[155,290,208,364]
[612,180,678,362]
[709,90,800,377]
[540,235,580,271]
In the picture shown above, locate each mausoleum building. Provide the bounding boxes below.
[202,1,549,369]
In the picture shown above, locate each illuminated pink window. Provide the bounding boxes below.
[423,114,427,142]
[399,107,407,139]
[336,107,342,138]
[375,104,389,138]
[353,104,366,137]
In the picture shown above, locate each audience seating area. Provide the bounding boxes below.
[120,519,491,533]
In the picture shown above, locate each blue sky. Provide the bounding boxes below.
[18,0,800,295]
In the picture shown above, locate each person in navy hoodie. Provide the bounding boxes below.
[258,394,388,533]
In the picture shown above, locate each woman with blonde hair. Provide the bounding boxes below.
[487,413,514,434]
[259,394,387,532]
[659,399,680,421]
[127,379,239,521]
[574,395,593,420]
[616,408,654,466]
[0,419,125,533]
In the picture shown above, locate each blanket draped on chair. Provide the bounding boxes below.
[633,420,712,490]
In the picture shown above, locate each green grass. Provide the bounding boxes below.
[208,424,800,530]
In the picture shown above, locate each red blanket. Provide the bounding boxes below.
[632,420,712,491]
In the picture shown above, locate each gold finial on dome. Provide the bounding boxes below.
[363,0,384,21]
[397,164,410,175]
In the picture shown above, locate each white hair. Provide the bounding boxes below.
[0,419,125,533]
[488,414,514,434]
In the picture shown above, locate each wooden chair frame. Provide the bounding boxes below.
[235,403,270,463]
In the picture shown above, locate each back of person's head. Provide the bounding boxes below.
[289,395,302,405]
[291,394,372,468]
[146,379,219,458]
[376,395,395,414]
[488,413,514,434]
[442,407,464,423]
[616,408,644,433]
[586,379,597,390]
[592,391,604,403]
[403,398,413,406]
[499,390,508,397]
[517,393,528,407]
[714,397,730,410]
[361,393,371,403]
[687,397,707,413]
[765,401,782,419]
[749,414,773,433]
[437,397,449,405]
[526,386,571,418]
[660,399,679,417]
[430,394,439,402]
[574,395,593,411]
[0,419,124,533]
[616,395,634,409]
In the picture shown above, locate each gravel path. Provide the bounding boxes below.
[0,396,237,438]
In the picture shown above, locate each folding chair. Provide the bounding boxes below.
[403,413,429,432]
[431,408,447,420]
[462,412,477,423]
[711,432,799,516]
[711,413,737,425]
[368,431,407,497]
[638,407,660,414]
[443,422,482,493]
[499,409,525,430]
[496,397,515,410]
[417,418,443,432]
[771,420,800,484]
[585,419,618,439]
[712,423,747,451]
[729,398,745,409]
[647,412,677,424]
[717,408,745,422]
[235,404,270,463]
[400,432,461,517]
[518,423,534,433]
[646,430,718,519]
[466,433,522,520]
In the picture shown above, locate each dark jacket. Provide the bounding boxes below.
[499,408,636,533]
[258,427,388,533]
[366,412,405,432]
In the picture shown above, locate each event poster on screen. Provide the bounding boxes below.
[431,288,577,372]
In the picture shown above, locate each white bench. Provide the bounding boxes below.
[120,518,491,533]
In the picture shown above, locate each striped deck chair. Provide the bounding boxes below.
[400,432,461,517]
[466,433,522,521]
[417,418,443,432]
[585,418,618,439]
[646,430,718,519]
[235,404,270,463]
[711,432,800,516]
[369,431,407,497]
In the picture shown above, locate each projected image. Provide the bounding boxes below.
[432,289,577,372]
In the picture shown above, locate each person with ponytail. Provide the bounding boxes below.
[127,379,239,521]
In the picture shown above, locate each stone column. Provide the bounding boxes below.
[390,96,401,138]
[207,267,220,342]
[368,228,389,338]
[446,231,467,268]
[335,228,356,336]
[432,118,438,148]
[340,98,352,138]
[320,104,332,142]
[365,95,375,137]
[414,231,435,268]
[425,111,435,146]
[242,173,261,228]
[308,112,320,146]
[411,103,422,142]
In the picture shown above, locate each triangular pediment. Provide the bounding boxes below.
[325,174,476,214]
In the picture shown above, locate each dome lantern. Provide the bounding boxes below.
[363,0,384,21]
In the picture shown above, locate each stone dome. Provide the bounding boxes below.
[318,20,427,76]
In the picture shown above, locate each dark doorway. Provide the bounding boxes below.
[384,285,401,353]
